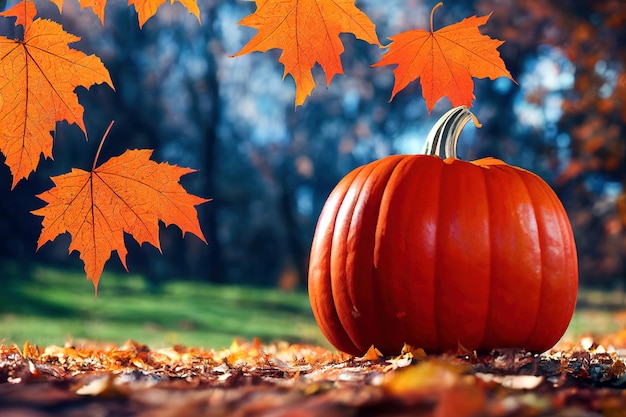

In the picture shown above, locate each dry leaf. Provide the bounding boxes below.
[356,345,383,362]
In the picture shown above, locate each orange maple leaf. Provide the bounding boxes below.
[31,124,209,291]
[129,0,201,28]
[48,0,107,25]
[0,1,113,189]
[48,0,200,27]
[373,2,514,112]
[234,0,381,106]
[0,0,36,27]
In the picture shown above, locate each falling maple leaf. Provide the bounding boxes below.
[234,0,381,106]
[48,0,107,25]
[373,2,514,112]
[47,0,200,26]
[0,1,113,189]
[31,123,209,291]
[0,0,36,27]
[129,0,201,28]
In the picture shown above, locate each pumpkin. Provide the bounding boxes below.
[308,106,578,356]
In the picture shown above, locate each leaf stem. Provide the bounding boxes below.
[93,121,114,171]
[430,2,443,32]
[422,106,481,159]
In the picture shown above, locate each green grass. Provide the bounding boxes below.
[564,288,626,342]
[0,262,329,350]
[1,261,624,351]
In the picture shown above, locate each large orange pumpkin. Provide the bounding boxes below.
[308,107,578,356]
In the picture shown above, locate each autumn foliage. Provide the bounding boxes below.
[235,0,513,108]
[0,0,517,288]
[32,124,208,289]
[0,0,205,289]
[48,0,200,27]
[3,334,626,415]
[233,0,381,106]
[0,1,112,188]
[373,2,514,111]
[1,1,626,414]
[235,1,513,109]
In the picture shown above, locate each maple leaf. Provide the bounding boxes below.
[129,0,201,28]
[48,0,107,25]
[373,2,514,112]
[31,124,209,291]
[0,0,36,27]
[234,0,381,106]
[0,1,113,189]
[48,0,200,27]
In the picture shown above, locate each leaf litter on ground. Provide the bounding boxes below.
[2,331,626,416]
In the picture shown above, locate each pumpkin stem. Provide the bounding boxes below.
[422,106,482,159]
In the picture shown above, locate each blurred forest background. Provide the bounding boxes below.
[0,0,625,291]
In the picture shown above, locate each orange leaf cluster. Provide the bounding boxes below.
[48,0,200,27]
[0,1,113,188]
[3,334,626,415]
[235,2,514,109]
[0,0,515,286]
[234,0,381,106]
[32,146,208,290]
[0,1,207,287]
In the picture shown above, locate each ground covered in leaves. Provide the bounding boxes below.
[3,333,626,417]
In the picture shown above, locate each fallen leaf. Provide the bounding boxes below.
[31,127,208,291]
[0,1,113,188]
[434,385,486,417]
[475,373,544,390]
[373,2,514,112]
[400,343,427,360]
[234,0,381,106]
[384,360,469,394]
[357,345,383,362]
[5,334,626,415]
[74,375,115,396]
